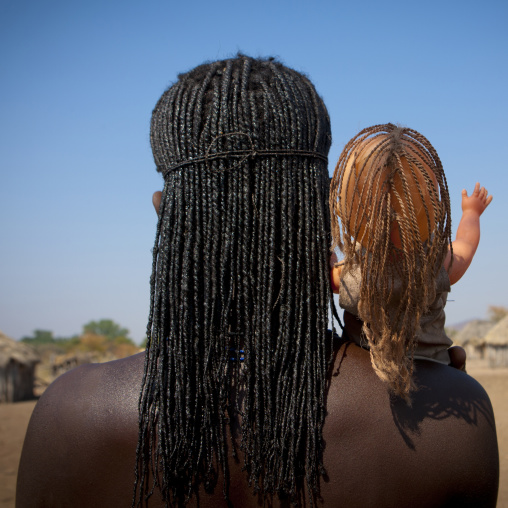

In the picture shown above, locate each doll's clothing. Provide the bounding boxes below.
[339,262,452,365]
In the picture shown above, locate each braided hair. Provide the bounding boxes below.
[134,56,333,506]
[330,124,452,400]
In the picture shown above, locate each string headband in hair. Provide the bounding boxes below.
[137,55,333,505]
[158,132,328,177]
[151,56,331,181]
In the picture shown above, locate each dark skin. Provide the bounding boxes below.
[16,335,498,508]
[16,195,492,507]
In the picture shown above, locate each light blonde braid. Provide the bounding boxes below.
[330,124,452,400]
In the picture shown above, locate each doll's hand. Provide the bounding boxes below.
[461,183,492,216]
[448,345,467,372]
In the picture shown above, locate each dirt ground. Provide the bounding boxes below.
[2,365,507,508]
[0,400,35,508]
[468,365,508,507]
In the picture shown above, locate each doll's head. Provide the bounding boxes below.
[331,123,446,253]
[330,124,452,400]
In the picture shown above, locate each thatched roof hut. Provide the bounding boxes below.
[450,320,493,362]
[482,316,508,367]
[452,320,494,347]
[0,330,39,402]
[484,316,508,346]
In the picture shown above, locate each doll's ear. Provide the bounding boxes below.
[329,252,342,294]
[152,191,162,216]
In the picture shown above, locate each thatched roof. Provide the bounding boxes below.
[0,330,40,368]
[452,320,494,346]
[484,316,508,346]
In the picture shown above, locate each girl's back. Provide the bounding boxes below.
[16,340,499,507]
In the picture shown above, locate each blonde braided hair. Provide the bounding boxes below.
[330,124,452,400]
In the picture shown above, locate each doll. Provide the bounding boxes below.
[330,124,492,398]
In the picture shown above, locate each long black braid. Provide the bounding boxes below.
[134,55,333,506]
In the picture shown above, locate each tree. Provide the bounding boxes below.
[82,319,130,342]
[110,342,140,359]
[21,330,56,344]
[488,305,508,324]
[78,333,108,353]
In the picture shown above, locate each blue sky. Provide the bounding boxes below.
[1,0,507,343]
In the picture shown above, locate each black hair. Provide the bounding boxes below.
[134,55,333,506]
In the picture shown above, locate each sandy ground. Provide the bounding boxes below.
[2,366,507,507]
[0,401,35,508]
[468,366,508,507]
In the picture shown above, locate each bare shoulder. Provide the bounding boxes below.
[24,351,144,435]
[322,342,499,507]
[16,353,145,508]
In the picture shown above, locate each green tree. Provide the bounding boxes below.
[21,329,56,345]
[82,319,130,342]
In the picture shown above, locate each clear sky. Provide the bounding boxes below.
[1,0,507,343]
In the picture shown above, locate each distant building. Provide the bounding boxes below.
[452,320,493,361]
[50,351,98,378]
[0,330,39,403]
[484,316,508,368]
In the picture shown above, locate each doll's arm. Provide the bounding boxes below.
[443,183,492,285]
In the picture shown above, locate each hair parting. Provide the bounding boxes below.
[330,124,452,400]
